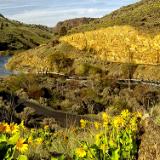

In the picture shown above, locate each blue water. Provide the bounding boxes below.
[0,56,12,76]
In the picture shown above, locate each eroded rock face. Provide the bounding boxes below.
[138,118,160,160]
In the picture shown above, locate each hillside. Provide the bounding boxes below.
[0,14,53,55]
[69,0,160,34]
[53,17,96,36]
[6,0,160,80]
[60,25,160,65]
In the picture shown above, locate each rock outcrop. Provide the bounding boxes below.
[138,118,160,160]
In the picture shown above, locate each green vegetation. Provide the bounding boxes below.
[69,0,160,35]
[0,110,142,160]
[1,0,160,159]
[0,14,53,55]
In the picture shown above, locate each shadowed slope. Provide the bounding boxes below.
[0,14,53,55]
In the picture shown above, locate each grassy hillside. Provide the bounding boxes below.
[60,25,160,65]
[69,0,160,35]
[6,42,84,73]
[0,14,53,55]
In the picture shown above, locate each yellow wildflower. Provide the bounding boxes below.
[100,144,108,154]
[75,147,86,158]
[95,133,103,145]
[94,121,100,130]
[6,123,19,134]
[19,121,26,130]
[0,123,8,133]
[135,112,142,118]
[44,125,49,130]
[129,117,137,131]
[102,112,109,122]
[28,136,33,144]
[31,128,36,133]
[80,119,87,129]
[16,138,28,153]
[103,121,108,128]
[113,116,125,129]
[121,110,130,119]
[35,138,43,144]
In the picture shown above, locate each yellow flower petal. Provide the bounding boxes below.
[16,138,28,153]
[75,147,86,158]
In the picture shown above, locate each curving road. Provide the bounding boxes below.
[19,99,99,128]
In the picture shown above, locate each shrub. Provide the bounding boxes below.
[74,63,89,76]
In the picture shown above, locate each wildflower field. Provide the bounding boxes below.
[0,110,142,160]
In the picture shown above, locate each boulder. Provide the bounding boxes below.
[138,118,160,160]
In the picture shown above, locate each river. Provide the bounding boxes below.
[0,56,12,76]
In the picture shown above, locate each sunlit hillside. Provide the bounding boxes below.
[60,25,160,65]
[70,0,160,34]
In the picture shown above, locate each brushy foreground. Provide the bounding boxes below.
[0,110,142,160]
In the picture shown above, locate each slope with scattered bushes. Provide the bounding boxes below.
[60,25,160,65]
[0,14,53,55]
[69,0,160,34]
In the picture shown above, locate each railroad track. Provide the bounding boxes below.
[117,79,160,87]
[36,72,160,87]
[4,70,160,87]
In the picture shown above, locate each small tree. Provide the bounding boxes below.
[59,26,67,36]
[0,23,4,30]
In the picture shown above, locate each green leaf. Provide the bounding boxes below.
[111,149,120,160]
[8,132,20,145]
[17,155,28,160]
[51,157,58,160]
[4,146,15,160]
[0,134,7,143]
[0,142,8,159]
[51,155,65,160]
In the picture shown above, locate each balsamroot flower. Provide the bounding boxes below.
[16,138,28,153]
[0,123,8,133]
[80,119,87,129]
[113,116,125,129]
[121,110,130,119]
[35,138,43,144]
[75,147,86,158]
[6,123,19,134]
[102,112,109,122]
[94,121,100,130]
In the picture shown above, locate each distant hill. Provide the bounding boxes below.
[0,14,53,55]
[69,0,160,35]
[53,17,96,36]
